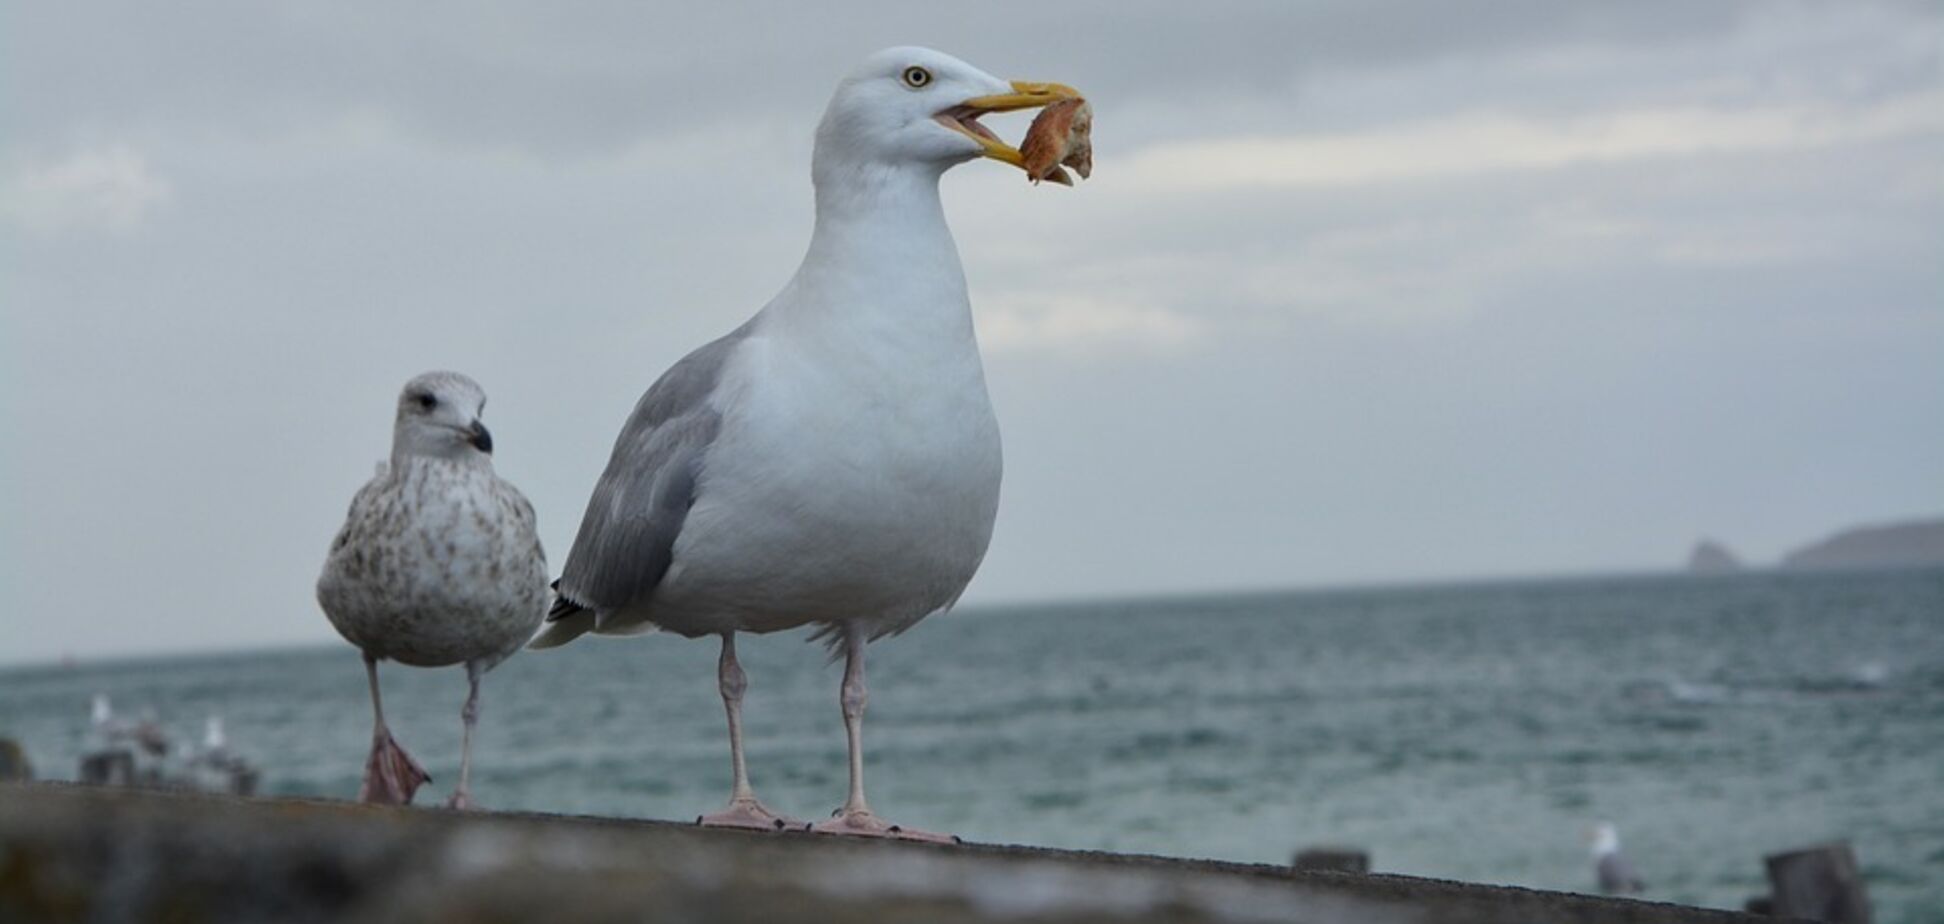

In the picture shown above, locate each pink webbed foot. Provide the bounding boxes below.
[445,789,477,811]
[809,809,959,844]
[358,727,430,805]
[697,797,796,832]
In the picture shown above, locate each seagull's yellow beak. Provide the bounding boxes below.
[935,81,1083,169]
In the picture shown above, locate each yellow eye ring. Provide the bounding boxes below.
[901,66,932,89]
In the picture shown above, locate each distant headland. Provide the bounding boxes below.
[1687,540,1743,574]
[1687,516,1944,573]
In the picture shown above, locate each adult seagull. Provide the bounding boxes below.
[531,47,1081,841]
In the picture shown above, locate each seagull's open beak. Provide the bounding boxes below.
[936,81,1082,169]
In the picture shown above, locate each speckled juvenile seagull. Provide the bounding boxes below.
[530,47,1082,841]
[318,371,549,809]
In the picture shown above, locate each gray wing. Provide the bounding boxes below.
[1598,853,1645,894]
[545,327,745,636]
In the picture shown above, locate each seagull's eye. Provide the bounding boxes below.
[414,393,437,411]
[901,66,932,89]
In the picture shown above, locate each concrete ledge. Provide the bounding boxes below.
[0,783,1779,923]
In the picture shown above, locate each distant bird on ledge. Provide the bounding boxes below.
[1592,822,1647,895]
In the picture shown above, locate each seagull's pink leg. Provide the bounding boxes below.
[809,627,957,844]
[359,654,429,805]
[698,633,794,830]
[446,660,483,810]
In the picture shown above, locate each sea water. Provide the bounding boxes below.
[3,568,1940,920]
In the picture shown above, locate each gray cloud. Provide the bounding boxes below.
[6,2,1771,153]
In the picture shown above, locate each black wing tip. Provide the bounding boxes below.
[547,584,587,623]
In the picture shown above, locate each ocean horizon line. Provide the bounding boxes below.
[9,563,1938,674]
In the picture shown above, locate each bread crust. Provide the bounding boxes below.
[1020,99,1093,186]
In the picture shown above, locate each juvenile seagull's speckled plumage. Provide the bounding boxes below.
[530,47,1083,841]
[318,371,548,809]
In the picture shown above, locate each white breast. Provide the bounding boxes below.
[318,461,550,667]
[656,311,1002,638]
[642,159,1005,639]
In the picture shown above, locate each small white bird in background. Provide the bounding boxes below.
[1591,821,1647,895]
[187,716,260,795]
[87,693,157,757]
[88,693,124,746]
[198,715,228,762]
[317,372,549,808]
[531,47,1084,841]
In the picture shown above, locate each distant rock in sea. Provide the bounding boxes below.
[1687,539,1743,574]
[1782,517,1944,571]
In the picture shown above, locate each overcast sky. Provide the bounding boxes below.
[3,2,1939,665]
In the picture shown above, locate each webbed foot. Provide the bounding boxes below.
[698,796,795,831]
[809,808,958,844]
[358,727,430,805]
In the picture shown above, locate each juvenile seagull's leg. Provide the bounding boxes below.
[698,633,793,830]
[810,626,956,843]
[446,660,483,810]
[359,654,430,805]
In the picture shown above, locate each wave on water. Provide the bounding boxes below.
[3,568,1941,922]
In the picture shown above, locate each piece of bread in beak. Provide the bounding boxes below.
[1020,99,1093,186]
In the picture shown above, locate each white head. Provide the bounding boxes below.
[391,371,493,463]
[813,46,1079,183]
[91,693,112,726]
[203,716,226,750]
[1589,822,1622,857]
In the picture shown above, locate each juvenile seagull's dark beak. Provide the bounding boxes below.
[469,420,493,454]
[935,81,1082,170]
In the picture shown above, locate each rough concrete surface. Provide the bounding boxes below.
[0,783,1786,923]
